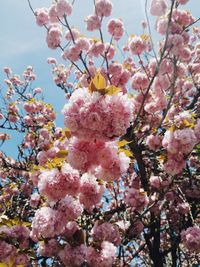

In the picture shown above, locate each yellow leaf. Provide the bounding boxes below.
[0,259,24,267]
[157,154,166,162]
[63,128,71,138]
[141,34,150,41]
[56,150,68,158]
[169,125,176,132]
[97,179,105,185]
[130,34,136,38]
[117,140,132,147]
[118,148,133,158]
[89,72,107,94]
[106,85,121,96]
[0,263,8,267]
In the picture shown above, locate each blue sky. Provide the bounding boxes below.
[0,0,199,156]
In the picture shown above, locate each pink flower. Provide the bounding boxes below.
[125,188,149,211]
[3,67,12,75]
[35,8,49,26]
[146,134,162,150]
[62,88,134,140]
[129,36,146,55]
[46,24,62,49]
[101,241,117,266]
[65,28,80,41]
[38,163,80,201]
[163,153,186,175]
[0,241,16,263]
[181,226,200,251]
[68,137,104,172]
[89,41,105,57]
[62,45,80,62]
[149,176,162,189]
[38,239,59,257]
[128,220,144,237]
[131,73,149,90]
[79,173,105,210]
[85,14,101,31]
[48,5,59,23]
[30,207,58,241]
[92,222,121,246]
[59,243,87,267]
[56,0,72,17]
[156,17,168,35]
[105,43,115,60]
[34,87,42,94]
[96,141,130,181]
[150,0,168,16]
[107,18,124,40]
[76,37,90,51]
[58,195,83,220]
[95,0,113,17]
[194,119,200,141]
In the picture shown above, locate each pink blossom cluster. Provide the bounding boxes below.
[79,173,105,211]
[0,225,30,265]
[30,206,66,241]
[92,221,121,246]
[107,18,124,40]
[162,127,198,175]
[181,226,200,251]
[68,138,130,181]
[59,241,117,267]
[38,163,80,201]
[35,0,72,26]
[23,99,56,127]
[62,88,134,140]
[125,188,149,211]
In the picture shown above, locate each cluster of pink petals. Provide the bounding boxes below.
[38,239,59,258]
[146,134,162,150]
[56,0,72,17]
[87,241,117,267]
[62,88,134,140]
[35,7,49,26]
[95,0,113,17]
[36,0,72,26]
[150,0,168,17]
[46,24,62,49]
[161,126,199,175]
[163,152,186,176]
[30,207,61,241]
[67,137,104,172]
[95,141,130,181]
[62,37,90,62]
[107,18,124,40]
[88,40,105,58]
[59,240,116,267]
[85,14,101,31]
[181,226,200,251]
[0,240,16,263]
[38,163,80,201]
[92,222,121,246]
[58,195,83,220]
[129,36,147,55]
[125,188,149,211]
[163,128,197,155]
[131,72,149,90]
[68,138,130,181]
[59,243,87,267]
[79,173,105,211]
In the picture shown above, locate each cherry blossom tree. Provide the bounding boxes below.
[0,0,200,266]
